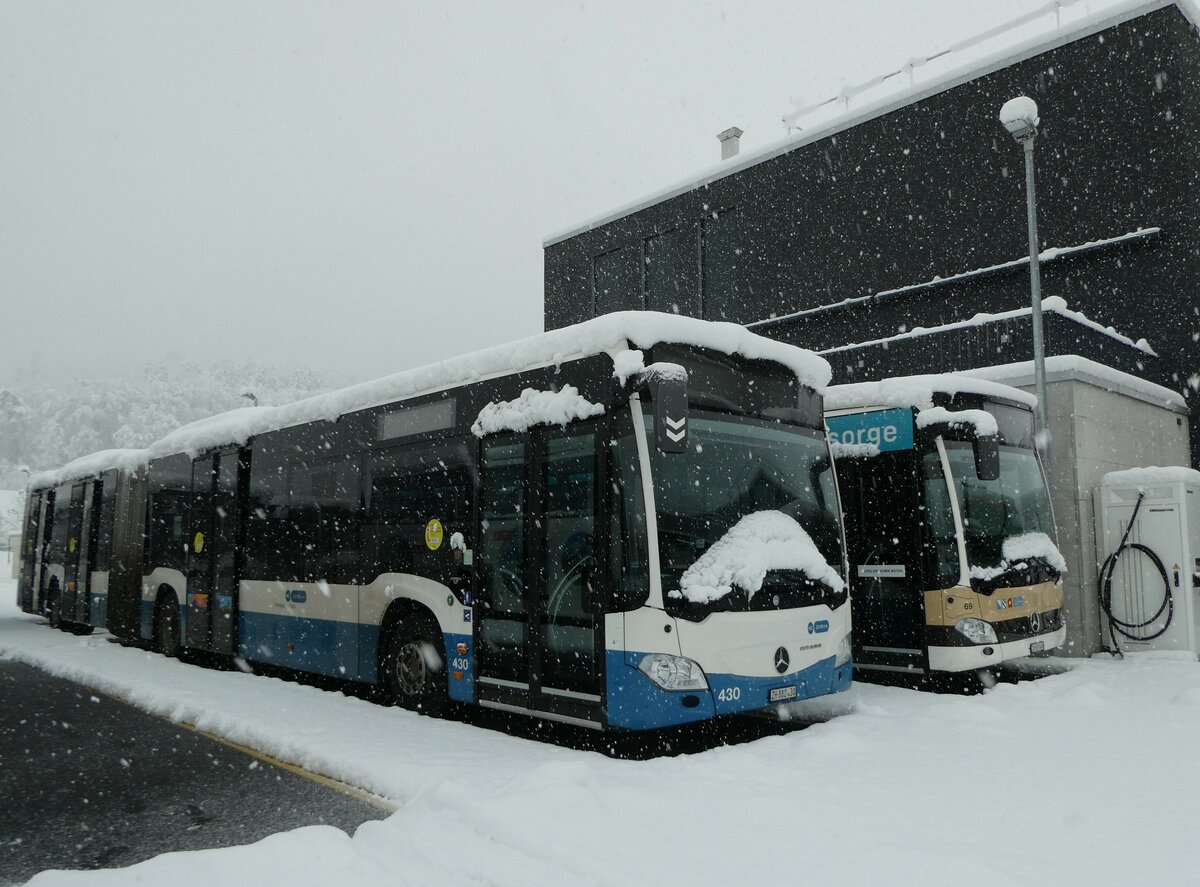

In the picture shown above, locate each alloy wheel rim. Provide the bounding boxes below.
[396,642,426,696]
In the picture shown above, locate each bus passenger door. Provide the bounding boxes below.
[475,429,603,724]
[532,428,602,718]
[186,455,216,651]
[843,454,925,672]
[74,479,103,625]
[186,450,241,655]
[209,451,241,655]
[476,439,530,700]
[62,483,87,624]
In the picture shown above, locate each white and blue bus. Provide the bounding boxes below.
[20,314,852,731]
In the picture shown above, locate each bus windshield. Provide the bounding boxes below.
[645,412,844,618]
[936,441,1058,586]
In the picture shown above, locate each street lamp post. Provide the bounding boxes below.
[1000,95,1051,465]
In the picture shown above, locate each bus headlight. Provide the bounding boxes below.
[637,653,708,691]
[834,635,852,667]
[955,617,998,645]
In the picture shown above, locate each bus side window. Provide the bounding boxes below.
[607,432,648,611]
[363,441,472,584]
[921,452,960,587]
[145,454,192,572]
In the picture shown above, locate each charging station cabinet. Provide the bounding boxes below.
[1095,469,1200,656]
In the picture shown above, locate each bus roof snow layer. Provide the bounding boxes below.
[29,311,830,489]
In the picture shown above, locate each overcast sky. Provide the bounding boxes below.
[1,0,1050,389]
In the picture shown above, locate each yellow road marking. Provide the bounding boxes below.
[97,688,397,814]
[178,723,398,813]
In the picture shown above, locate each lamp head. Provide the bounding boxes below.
[999,95,1039,142]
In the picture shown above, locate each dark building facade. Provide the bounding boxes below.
[543,0,1200,461]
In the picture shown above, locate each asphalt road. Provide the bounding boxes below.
[0,660,387,885]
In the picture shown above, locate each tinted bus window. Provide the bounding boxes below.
[362,441,472,584]
[146,455,192,570]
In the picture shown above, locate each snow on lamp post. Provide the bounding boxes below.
[1000,95,1051,465]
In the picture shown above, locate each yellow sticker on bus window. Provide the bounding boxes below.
[425,519,444,551]
[194,531,205,554]
[69,537,77,554]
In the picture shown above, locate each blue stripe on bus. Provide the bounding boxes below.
[606,650,852,730]
[235,610,474,703]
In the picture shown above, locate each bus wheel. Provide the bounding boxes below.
[155,596,181,658]
[383,616,448,717]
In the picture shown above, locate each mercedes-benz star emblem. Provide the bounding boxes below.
[1030,611,1042,633]
[774,646,790,674]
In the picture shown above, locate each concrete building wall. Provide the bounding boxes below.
[971,368,1190,656]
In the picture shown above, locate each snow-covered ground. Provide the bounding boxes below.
[3,558,1199,886]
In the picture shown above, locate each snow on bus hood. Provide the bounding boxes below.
[670,511,844,604]
[969,531,1067,581]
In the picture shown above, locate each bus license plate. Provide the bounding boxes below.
[1030,641,1045,654]
[769,686,797,703]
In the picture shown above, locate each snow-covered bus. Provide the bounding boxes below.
[18,453,145,636]
[825,375,1065,681]
[20,314,852,731]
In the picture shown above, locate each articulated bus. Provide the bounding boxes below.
[824,374,1065,681]
[19,313,852,731]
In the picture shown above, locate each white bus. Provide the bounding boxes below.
[826,374,1065,681]
[22,313,852,732]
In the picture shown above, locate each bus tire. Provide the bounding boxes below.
[382,615,448,717]
[154,593,181,658]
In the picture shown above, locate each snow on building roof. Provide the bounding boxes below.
[960,355,1186,411]
[31,313,831,485]
[543,0,1192,247]
[750,227,1161,332]
[28,449,149,491]
[825,372,1038,412]
[818,295,1155,357]
[1102,465,1200,486]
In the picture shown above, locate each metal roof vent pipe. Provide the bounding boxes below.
[717,126,744,161]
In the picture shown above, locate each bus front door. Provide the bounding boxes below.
[476,429,603,726]
[186,450,241,655]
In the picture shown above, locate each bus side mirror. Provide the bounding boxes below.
[651,376,688,453]
[974,436,1000,481]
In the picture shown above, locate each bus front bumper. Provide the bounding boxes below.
[927,625,1066,673]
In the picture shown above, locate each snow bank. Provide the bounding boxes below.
[471,386,605,437]
[670,511,844,604]
[9,587,1200,887]
[1102,465,1200,488]
[826,373,1036,412]
[915,406,998,437]
[970,531,1067,581]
